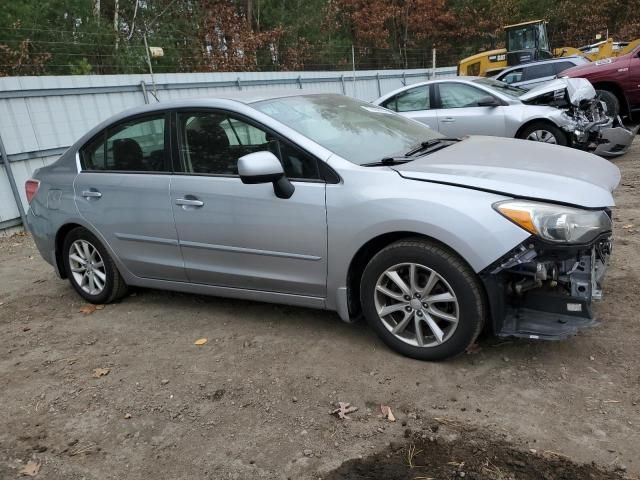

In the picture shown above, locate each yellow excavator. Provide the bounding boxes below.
[458,19,640,77]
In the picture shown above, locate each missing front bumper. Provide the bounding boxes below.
[481,237,611,340]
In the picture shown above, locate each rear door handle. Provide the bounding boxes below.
[82,190,102,198]
[441,117,456,123]
[175,198,204,207]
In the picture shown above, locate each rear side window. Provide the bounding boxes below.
[81,115,167,172]
[522,63,555,81]
[383,86,430,112]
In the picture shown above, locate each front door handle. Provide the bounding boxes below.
[82,190,102,198]
[175,198,204,207]
[441,117,456,123]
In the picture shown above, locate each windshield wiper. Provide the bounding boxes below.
[361,157,414,167]
[404,137,459,157]
[362,137,460,167]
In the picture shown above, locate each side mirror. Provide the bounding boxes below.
[477,96,500,107]
[238,151,295,199]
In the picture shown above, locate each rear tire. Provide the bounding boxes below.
[595,89,620,117]
[63,227,128,304]
[360,239,485,361]
[517,121,568,146]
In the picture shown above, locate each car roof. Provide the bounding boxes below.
[499,56,587,73]
[373,77,492,104]
[94,91,340,119]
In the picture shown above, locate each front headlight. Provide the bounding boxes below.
[494,200,611,244]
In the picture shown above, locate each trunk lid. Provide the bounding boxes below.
[392,136,620,208]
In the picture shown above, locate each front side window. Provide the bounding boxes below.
[176,111,320,180]
[523,63,555,80]
[81,115,167,171]
[384,86,430,112]
[438,83,491,108]
[553,61,576,75]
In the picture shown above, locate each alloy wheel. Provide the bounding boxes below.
[69,239,107,295]
[374,262,459,348]
[526,129,557,144]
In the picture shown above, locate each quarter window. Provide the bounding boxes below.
[501,68,523,84]
[438,83,491,108]
[81,115,167,171]
[176,111,320,180]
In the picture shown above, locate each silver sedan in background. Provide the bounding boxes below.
[374,77,635,156]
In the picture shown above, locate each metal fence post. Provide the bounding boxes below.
[140,80,149,104]
[236,77,242,90]
[376,72,381,97]
[0,133,27,230]
[340,75,346,94]
[297,75,302,89]
[401,72,406,86]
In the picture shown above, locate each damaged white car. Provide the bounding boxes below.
[374,77,637,157]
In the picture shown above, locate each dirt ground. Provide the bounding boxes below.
[1,140,640,480]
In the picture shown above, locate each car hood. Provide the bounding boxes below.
[519,78,596,105]
[392,136,620,208]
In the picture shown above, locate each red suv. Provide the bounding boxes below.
[562,45,640,119]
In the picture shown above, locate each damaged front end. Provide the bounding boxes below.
[482,236,612,339]
[521,78,637,157]
[484,200,614,340]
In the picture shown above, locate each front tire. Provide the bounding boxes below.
[360,239,485,361]
[63,227,128,304]
[517,121,568,146]
[595,89,620,117]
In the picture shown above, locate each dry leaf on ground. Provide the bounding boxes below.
[94,304,105,310]
[92,367,110,378]
[194,338,208,346]
[623,224,634,229]
[19,460,41,476]
[381,404,396,422]
[331,402,358,420]
[79,304,97,315]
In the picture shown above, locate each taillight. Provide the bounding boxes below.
[25,179,40,204]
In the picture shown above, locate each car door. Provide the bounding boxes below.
[627,49,640,106]
[434,82,506,137]
[75,113,187,281]
[380,85,439,130]
[170,109,327,297]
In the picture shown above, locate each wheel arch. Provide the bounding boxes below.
[514,118,564,141]
[590,81,629,115]
[345,231,479,319]
[54,222,85,279]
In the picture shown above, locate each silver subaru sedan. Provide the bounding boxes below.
[26,93,619,360]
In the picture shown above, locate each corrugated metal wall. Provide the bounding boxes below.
[0,67,456,230]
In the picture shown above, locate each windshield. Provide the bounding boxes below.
[252,94,441,165]
[472,78,527,98]
[507,26,538,51]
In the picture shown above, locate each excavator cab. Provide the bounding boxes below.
[504,20,553,66]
